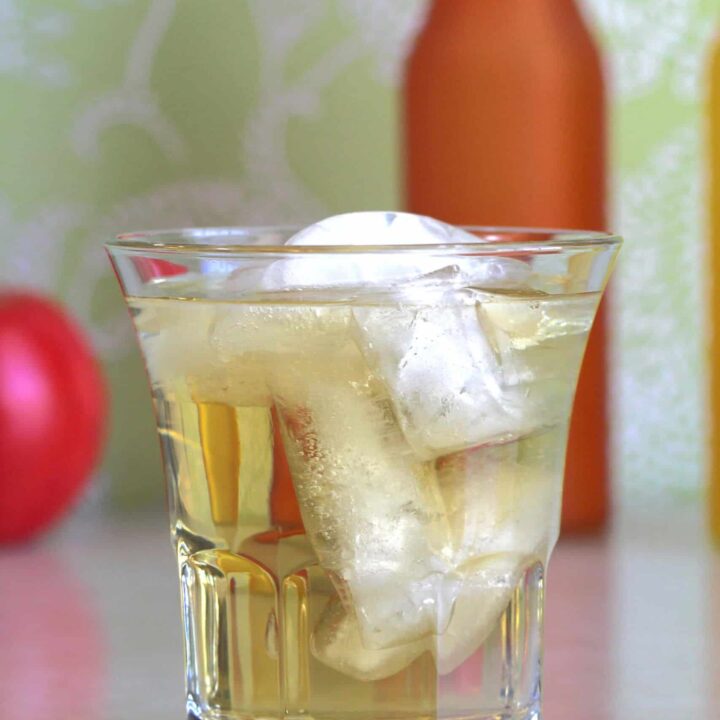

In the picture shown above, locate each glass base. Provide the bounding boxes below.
[188,707,541,720]
[182,554,544,720]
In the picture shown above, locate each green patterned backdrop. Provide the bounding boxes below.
[0,0,717,513]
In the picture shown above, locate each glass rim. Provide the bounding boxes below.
[106,225,622,257]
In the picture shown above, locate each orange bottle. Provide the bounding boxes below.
[709,31,720,544]
[269,407,304,533]
[405,0,609,532]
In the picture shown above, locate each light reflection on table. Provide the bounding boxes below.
[0,549,107,719]
[1,505,716,720]
[545,540,612,720]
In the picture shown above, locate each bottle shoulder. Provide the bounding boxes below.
[409,4,602,72]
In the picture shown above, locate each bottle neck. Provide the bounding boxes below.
[428,0,582,23]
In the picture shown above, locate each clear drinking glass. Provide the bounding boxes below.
[107,226,619,720]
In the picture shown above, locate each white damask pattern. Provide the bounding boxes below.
[337,0,430,84]
[80,178,304,349]
[0,195,86,292]
[0,1,72,85]
[584,0,713,98]
[613,125,706,504]
[73,0,185,161]
[580,0,712,500]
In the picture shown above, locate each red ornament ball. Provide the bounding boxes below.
[0,291,107,542]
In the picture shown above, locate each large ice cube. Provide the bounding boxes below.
[353,302,540,459]
[275,371,452,651]
[131,298,271,406]
[268,212,479,289]
[476,294,597,431]
[209,304,352,360]
[436,439,560,563]
[263,211,531,293]
[311,435,559,680]
[311,554,529,679]
[431,438,557,674]
[290,211,467,247]
[354,288,593,459]
[430,439,557,674]
[193,304,352,406]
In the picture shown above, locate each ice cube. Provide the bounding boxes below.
[311,596,428,681]
[304,429,557,679]
[479,293,598,350]
[436,439,560,563]
[353,286,592,460]
[311,554,529,679]
[428,439,560,674]
[132,298,272,406]
[290,211,468,247]
[181,304,353,407]
[476,294,596,430]
[132,298,217,383]
[428,438,557,674]
[263,212,481,290]
[275,373,451,650]
[434,554,525,674]
[353,302,539,459]
[209,305,352,360]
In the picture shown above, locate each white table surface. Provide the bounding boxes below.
[1,503,717,720]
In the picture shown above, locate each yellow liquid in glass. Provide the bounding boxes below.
[131,291,595,719]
